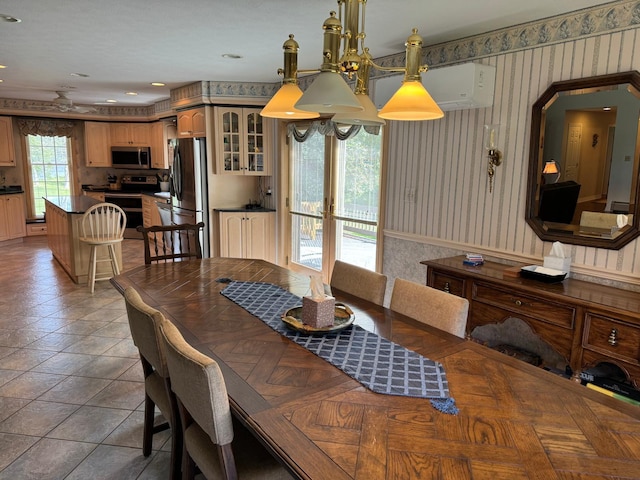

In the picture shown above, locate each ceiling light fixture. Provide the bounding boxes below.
[151,82,165,87]
[264,0,443,122]
[125,92,138,96]
[70,72,90,78]
[106,99,117,103]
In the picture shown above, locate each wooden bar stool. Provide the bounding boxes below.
[79,203,126,293]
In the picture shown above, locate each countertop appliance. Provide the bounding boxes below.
[102,175,159,239]
[111,146,151,169]
[169,137,209,256]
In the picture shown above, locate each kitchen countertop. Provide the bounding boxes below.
[44,196,101,214]
[214,207,276,213]
[0,186,24,195]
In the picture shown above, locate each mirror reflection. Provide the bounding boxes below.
[526,72,640,249]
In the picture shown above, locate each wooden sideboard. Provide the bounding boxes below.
[422,256,640,388]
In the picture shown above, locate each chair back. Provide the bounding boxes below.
[80,203,126,242]
[330,260,387,306]
[158,317,234,446]
[137,222,204,264]
[390,278,469,338]
[124,287,169,378]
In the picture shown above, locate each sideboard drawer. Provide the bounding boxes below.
[473,282,575,329]
[428,270,465,297]
[583,313,640,366]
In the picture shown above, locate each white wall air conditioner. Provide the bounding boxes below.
[373,62,496,112]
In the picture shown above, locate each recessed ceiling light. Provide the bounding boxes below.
[151,82,165,87]
[106,99,117,103]
[221,53,242,59]
[0,80,3,83]
[70,72,90,78]
[0,65,6,69]
[125,92,138,96]
[0,14,21,23]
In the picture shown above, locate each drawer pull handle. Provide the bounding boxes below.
[514,300,522,306]
[608,328,618,346]
[443,282,450,293]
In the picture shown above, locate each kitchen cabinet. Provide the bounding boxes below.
[83,191,105,202]
[110,123,151,146]
[150,121,177,169]
[423,256,640,388]
[215,107,271,175]
[0,116,16,167]
[177,108,206,138]
[84,122,112,167]
[141,194,163,227]
[0,193,26,241]
[218,211,275,263]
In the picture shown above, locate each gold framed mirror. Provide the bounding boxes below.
[526,71,640,249]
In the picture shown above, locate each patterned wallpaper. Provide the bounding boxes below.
[381,1,640,291]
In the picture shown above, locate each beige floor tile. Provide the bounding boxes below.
[117,362,144,383]
[56,320,110,335]
[46,405,130,443]
[22,317,76,333]
[37,376,112,404]
[92,322,132,339]
[103,410,170,450]
[0,329,50,348]
[0,371,66,399]
[31,352,96,375]
[0,433,38,471]
[0,397,31,423]
[0,370,21,388]
[74,356,137,380]
[0,437,96,480]
[86,380,145,410]
[25,332,86,351]
[0,348,17,360]
[62,335,122,355]
[0,400,79,436]
[102,338,139,358]
[0,349,56,371]
[65,444,152,480]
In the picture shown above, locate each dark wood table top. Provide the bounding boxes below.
[112,258,640,480]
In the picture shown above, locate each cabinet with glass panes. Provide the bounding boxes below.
[215,107,271,175]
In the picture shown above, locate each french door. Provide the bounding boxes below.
[287,125,383,282]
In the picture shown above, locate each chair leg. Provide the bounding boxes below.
[142,394,155,457]
[108,244,120,276]
[87,245,97,293]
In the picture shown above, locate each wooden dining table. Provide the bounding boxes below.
[111,257,640,480]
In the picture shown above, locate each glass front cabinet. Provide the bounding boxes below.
[215,107,271,175]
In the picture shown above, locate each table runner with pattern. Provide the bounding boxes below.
[221,281,458,414]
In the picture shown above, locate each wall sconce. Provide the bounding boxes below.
[484,124,502,193]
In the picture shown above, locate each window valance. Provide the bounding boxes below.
[287,121,381,143]
[17,118,76,138]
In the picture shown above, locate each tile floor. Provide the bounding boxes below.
[0,236,175,479]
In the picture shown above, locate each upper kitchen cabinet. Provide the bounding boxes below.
[84,122,111,167]
[110,123,151,146]
[150,121,177,169]
[177,107,206,138]
[215,107,271,175]
[0,117,16,166]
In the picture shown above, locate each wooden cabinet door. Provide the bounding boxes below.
[219,212,244,258]
[150,122,171,169]
[84,122,111,167]
[141,195,162,227]
[245,110,270,175]
[5,194,26,239]
[0,117,16,167]
[245,212,275,262]
[177,108,206,138]
[111,123,151,146]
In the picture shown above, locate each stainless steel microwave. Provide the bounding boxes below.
[111,146,151,169]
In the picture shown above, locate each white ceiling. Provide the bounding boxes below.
[0,0,616,108]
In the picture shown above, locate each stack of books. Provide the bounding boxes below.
[463,253,484,266]
[580,369,640,406]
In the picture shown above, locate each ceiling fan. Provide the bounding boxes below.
[48,91,97,113]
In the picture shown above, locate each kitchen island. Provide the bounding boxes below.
[45,196,123,284]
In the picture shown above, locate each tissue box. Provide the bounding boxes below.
[543,256,571,274]
[302,296,335,328]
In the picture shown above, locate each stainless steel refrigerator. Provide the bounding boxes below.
[169,137,209,257]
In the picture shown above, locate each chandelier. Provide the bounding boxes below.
[260,0,444,124]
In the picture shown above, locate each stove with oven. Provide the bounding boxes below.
[103,175,159,239]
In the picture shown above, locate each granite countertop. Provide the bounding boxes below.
[214,207,276,213]
[45,196,101,214]
[0,186,24,195]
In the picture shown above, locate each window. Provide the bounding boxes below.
[25,135,73,219]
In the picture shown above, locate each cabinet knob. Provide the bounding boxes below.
[607,328,618,346]
[443,282,450,293]
[515,300,522,306]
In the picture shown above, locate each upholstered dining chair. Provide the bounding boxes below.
[390,278,469,338]
[136,222,204,264]
[329,260,388,306]
[79,202,126,293]
[123,287,181,480]
[157,317,292,480]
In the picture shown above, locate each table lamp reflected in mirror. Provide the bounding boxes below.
[542,160,560,185]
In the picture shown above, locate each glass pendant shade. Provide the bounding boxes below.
[378,80,444,121]
[295,72,364,113]
[332,93,385,126]
[261,83,320,119]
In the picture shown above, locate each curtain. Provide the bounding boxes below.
[17,118,76,138]
[287,120,376,142]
